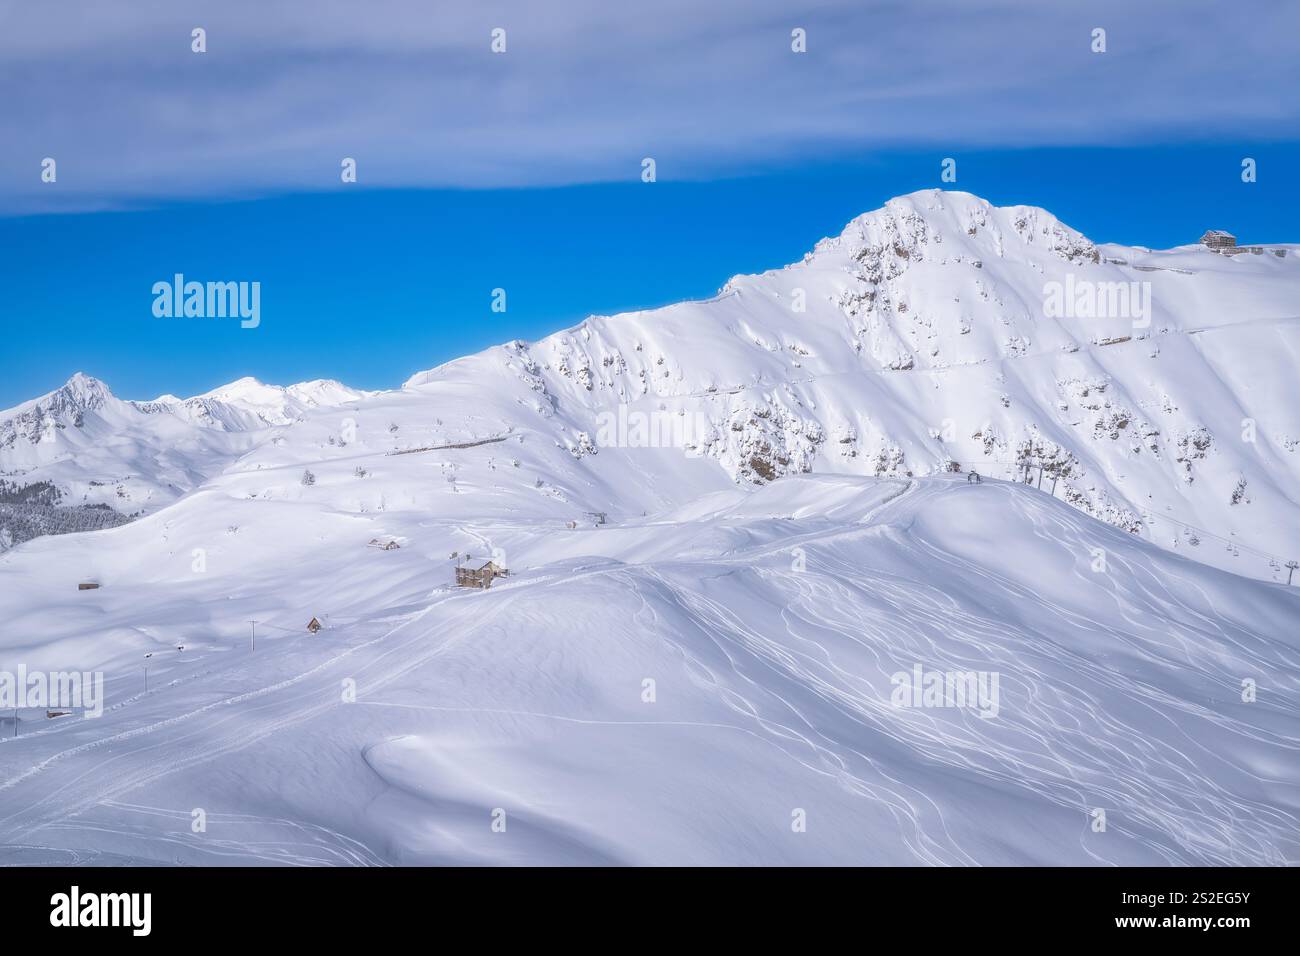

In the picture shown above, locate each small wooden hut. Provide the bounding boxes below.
[307,617,323,634]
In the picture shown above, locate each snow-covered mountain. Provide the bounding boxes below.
[159,377,376,431]
[436,189,1299,580]
[5,189,1296,577]
[0,372,371,512]
[1,191,1299,866]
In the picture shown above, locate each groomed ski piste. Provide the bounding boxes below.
[1,191,1298,865]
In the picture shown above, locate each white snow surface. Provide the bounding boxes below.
[1,190,1298,865]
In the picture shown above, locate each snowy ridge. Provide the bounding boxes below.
[400,190,1300,580]
[4,191,1300,580]
[0,373,370,513]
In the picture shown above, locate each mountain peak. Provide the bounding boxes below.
[198,376,268,400]
[63,371,111,396]
[0,371,117,439]
[803,189,1097,272]
[43,372,115,415]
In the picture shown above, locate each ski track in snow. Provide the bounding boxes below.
[2,476,1299,864]
[610,481,1300,865]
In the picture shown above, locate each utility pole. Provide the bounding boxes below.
[1037,465,1044,489]
[249,620,257,652]
[144,652,153,694]
[1287,561,1298,586]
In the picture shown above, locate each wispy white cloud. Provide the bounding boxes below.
[2,0,1296,213]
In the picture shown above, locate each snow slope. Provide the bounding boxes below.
[0,473,1296,865]
[1,190,1298,865]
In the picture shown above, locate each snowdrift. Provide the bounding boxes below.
[0,474,1296,865]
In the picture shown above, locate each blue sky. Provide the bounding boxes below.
[2,1,1297,407]
[4,143,1297,409]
